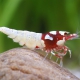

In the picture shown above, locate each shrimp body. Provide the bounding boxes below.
[0,27,79,66]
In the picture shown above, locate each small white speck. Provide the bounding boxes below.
[49,31,56,35]
[57,40,65,46]
[45,34,53,40]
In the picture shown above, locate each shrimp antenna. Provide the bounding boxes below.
[76,26,80,34]
[76,18,80,34]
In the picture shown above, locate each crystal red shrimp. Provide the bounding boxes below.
[0,27,79,66]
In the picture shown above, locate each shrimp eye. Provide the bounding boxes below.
[64,32,69,35]
[64,32,68,35]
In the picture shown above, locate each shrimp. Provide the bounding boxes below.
[0,27,79,66]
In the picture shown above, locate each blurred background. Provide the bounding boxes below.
[0,0,80,78]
